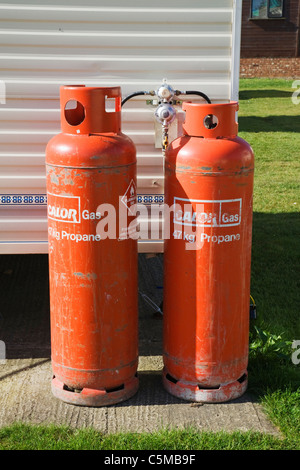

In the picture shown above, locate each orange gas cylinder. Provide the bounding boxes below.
[163,101,254,403]
[46,85,138,406]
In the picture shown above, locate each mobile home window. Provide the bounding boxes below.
[251,0,284,18]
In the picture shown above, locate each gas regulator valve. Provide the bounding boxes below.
[154,80,178,126]
[156,80,177,103]
[154,102,176,126]
[121,79,211,150]
[154,80,178,148]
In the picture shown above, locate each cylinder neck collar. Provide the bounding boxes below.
[60,85,121,135]
[182,101,239,139]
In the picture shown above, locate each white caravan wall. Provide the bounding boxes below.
[0,0,242,254]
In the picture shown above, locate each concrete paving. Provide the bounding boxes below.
[0,253,280,435]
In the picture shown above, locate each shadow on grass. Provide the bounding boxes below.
[248,211,300,396]
[239,89,293,100]
[238,115,300,133]
[250,212,299,331]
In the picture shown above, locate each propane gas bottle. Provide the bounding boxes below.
[46,85,138,406]
[163,101,254,403]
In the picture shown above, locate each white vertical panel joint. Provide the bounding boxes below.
[231,0,242,102]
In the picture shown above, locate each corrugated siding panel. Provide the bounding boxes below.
[0,0,239,253]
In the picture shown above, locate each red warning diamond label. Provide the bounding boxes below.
[121,179,137,214]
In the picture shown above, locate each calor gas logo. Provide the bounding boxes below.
[47,193,81,223]
[173,197,242,228]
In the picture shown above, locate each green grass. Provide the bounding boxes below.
[0,78,299,450]
[0,423,293,450]
[239,78,300,336]
[239,78,300,450]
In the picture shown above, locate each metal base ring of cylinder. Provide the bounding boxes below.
[51,375,139,407]
[162,368,248,403]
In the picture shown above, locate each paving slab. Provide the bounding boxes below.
[0,253,280,435]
